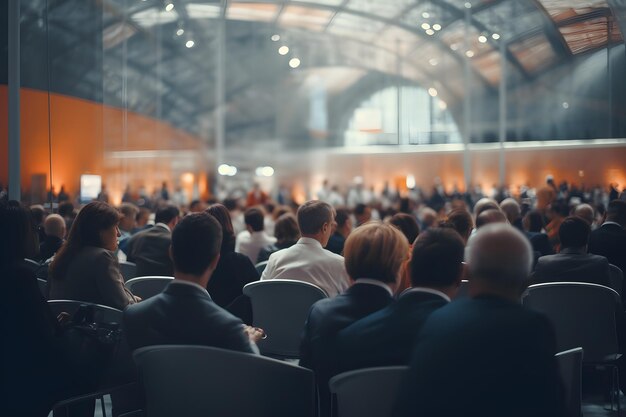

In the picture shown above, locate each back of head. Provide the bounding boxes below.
[473,198,499,218]
[559,216,591,249]
[274,213,300,244]
[206,203,235,236]
[30,204,46,226]
[155,205,180,225]
[335,208,351,229]
[476,209,507,229]
[0,201,38,266]
[58,201,75,218]
[606,199,626,227]
[389,213,420,245]
[354,203,367,217]
[344,222,408,284]
[297,200,333,235]
[410,228,464,288]
[443,209,473,242]
[523,210,545,233]
[44,214,66,239]
[119,202,139,230]
[419,207,438,229]
[466,223,533,296]
[499,198,521,224]
[171,212,223,276]
[572,203,594,225]
[244,207,265,232]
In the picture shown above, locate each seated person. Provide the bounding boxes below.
[523,209,554,257]
[394,224,564,417]
[261,200,349,297]
[325,208,351,255]
[257,213,300,263]
[300,222,408,417]
[337,228,464,370]
[123,212,261,352]
[532,215,611,287]
[39,213,66,262]
[235,207,276,264]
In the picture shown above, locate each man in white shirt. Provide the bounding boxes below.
[235,207,276,264]
[260,200,349,297]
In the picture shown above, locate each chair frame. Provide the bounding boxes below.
[124,276,174,299]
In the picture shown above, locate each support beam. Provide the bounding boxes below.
[462,5,472,192]
[214,0,227,190]
[8,0,21,201]
[498,37,507,187]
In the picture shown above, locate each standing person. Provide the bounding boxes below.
[49,201,139,310]
[246,183,269,207]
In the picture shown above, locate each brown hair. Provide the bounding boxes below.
[297,200,333,235]
[274,213,300,244]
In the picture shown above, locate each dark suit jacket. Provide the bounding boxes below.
[39,235,63,262]
[394,296,565,417]
[207,251,259,309]
[300,282,394,417]
[336,289,448,371]
[123,281,255,354]
[532,249,611,287]
[126,224,174,277]
[589,223,626,278]
[325,232,346,255]
[526,231,555,257]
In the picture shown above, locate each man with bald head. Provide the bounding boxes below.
[572,203,595,227]
[395,224,564,417]
[39,214,66,262]
[500,198,523,231]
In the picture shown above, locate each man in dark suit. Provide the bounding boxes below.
[38,214,66,262]
[123,212,261,353]
[336,228,464,370]
[300,222,408,417]
[125,205,180,277]
[394,224,565,417]
[589,200,626,279]
[532,215,611,287]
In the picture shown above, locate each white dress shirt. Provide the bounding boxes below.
[260,237,350,297]
[235,230,277,264]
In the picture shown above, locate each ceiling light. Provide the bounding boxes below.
[278,45,289,55]
[255,166,275,177]
[465,50,474,58]
[426,29,435,36]
[176,28,184,36]
[186,40,195,48]
[438,101,447,110]
[464,2,472,9]
[450,43,459,51]
[562,102,569,109]
[218,164,237,176]
[428,87,438,97]
[271,34,280,42]
[406,175,416,189]
[165,3,174,12]
[422,12,430,19]
[492,33,500,40]
[429,58,438,66]
[432,24,442,31]
[289,58,301,68]
[478,35,487,43]
[421,23,431,30]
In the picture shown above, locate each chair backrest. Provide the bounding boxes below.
[609,264,623,297]
[328,366,408,417]
[133,345,315,417]
[522,282,620,362]
[556,347,583,417]
[255,260,268,276]
[125,276,174,300]
[47,300,123,323]
[37,278,48,299]
[242,279,328,358]
[119,261,137,282]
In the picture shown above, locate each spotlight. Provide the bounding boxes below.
[278,46,289,55]
[176,28,184,36]
[186,40,195,48]
[165,3,174,12]
[289,58,301,68]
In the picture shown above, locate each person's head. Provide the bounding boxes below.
[442,209,473,243]
[343,222,408,291]
[606,200,626,228]
[189,200,207,213]
[476,209,507,229]
[205,203,236,254]
[548,200,569,219]
[389,213,420,245]
[473,198,499,218]
[274,213,300,245]
[118,203,139,232]
[419,207,438,230]
[559,216,591,251]
[0,201,38,266]
[155,205,180,229]
[50,201,122,280]
[523,210,545,233]
[30,204,46,226]
[334,208,352,237]
[44,214,66,240]
[500,198,521,224]
[572,203,594,226]
[170,212,223,283]
[244,207,265,232]
[410,228,465,293]
[466,223,533,301]
[58,201,75,218]
[136,207,151,227]
[297,200,335,246]
[354,203,371,226]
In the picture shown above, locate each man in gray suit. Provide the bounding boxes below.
[532,215,611,287]
[126,205,180,277]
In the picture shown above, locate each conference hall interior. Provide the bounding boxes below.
[2,0,626,416]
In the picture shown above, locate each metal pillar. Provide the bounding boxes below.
[396,39,402,145]
[607,18,613,138]
[462,5,472,192]
[8,0,21,201]
[214,0,227,190]
[498,37,507,187]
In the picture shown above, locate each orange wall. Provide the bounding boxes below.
[0,86,208,203]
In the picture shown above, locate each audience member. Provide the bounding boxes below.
[418,206,438,230]
[394,224,564,417]
[189,199,207,213]
[132,207,152,234]
[300,222,408,417]
[39,214,66,262]
[500,198,523,231]
[475,208,507,228]
[257,213,300,263]
[235,207,276,264]
[246,183,269,207]
[30,204,47,244]
[261,200,349,297]
[326,208,351,255]
[337,227,464,370]
[58,201,75,233]
[573,203,595,227]
[49,201,139,310]
[532,216,611,287]
[523,209,555,257]
[126,205,180,277]
[388,212,420,245]
[205,204,258,322]
[123,212,261,352]
[545,200,569,251]
[441,209,473,243]
[353,203,372,227]
[589,200,626,277]
[117,202,139,254]
[473,197,499,219]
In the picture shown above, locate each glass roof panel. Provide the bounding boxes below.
[471,49,501,85]
[278,6,333,32]
[472,1,543,41]
[298,0,345,6]
[537,0,609,23]
[345,0,415,19]
[227,3,278,22]
[440,20,493,59]
[328,12,386,40]
[186,3,221,19]
[508,32,558,73]
[375,26,420,56]
[559,15,623,54]
[399,2,458,30]
[132,8,179,28]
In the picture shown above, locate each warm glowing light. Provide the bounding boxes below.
[432,23,442,31]
[406,175,416,189]
[176,28,184,36]
[185,40,195,48]
[478,35,487,43]
[425,29,435,35]
[465,50,475,58]
[438,100,447,110]
[289,58,301,68]
[255,166,275,177]
[181,172,194,184]
[428,87,438,97]
[218,164,237,176]
[271,34,280,42]
[421,23,431,30]
[278,45,289,55]
[165,3,174,12]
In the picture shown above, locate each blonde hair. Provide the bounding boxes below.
[343,221,409,283]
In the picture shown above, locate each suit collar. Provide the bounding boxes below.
[166,280,211,298]
[345,282,393,299]
[352,279,394,296]
[401,287,451,302]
